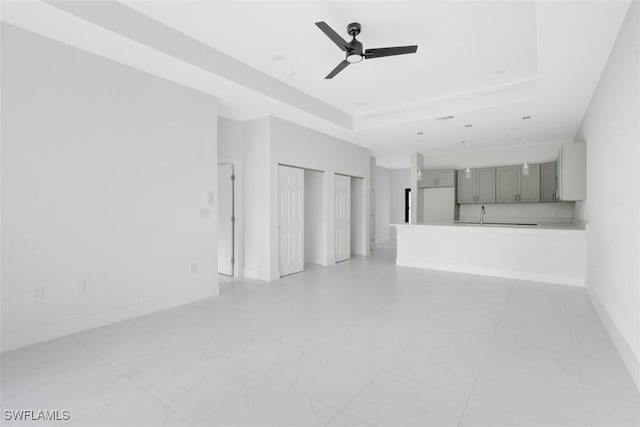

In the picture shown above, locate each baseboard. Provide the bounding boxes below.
[585,281,640,391]
[396,258,585,287]
[1,286,218,353]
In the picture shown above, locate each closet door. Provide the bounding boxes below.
[334,174,351,262]
[278,165,304,276]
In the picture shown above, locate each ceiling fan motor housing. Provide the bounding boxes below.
[347,22,362,37]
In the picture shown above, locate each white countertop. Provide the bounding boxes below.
[393,221,586,231]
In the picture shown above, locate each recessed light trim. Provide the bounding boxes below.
[510,127,521,131]
[522,115,531,120]
[417,131,424,135]
[465,124,472,128]
[436,115,454,121]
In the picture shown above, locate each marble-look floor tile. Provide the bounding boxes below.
[460,393,589,427]
[471,347,590,426]
[325,411,374,427]
[584,388,640,427]
[385,325,493,397]
[342,371,468,427]
[2,248,638,426]
[64,385,191,427]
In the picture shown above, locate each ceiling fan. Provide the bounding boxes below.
[315,21,418,79]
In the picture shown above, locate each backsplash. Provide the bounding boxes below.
[459,202,575,223]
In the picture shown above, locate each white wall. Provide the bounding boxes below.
[242,117,272,280]
[390,169,411,240]
[375,167,391,243]
[374,167,410,244]
[1,25,219,352]
[351,178,366,255]
[218,116,244,160]
[304,169,324,265]
[575,2,640,389]
[217,116,244,276]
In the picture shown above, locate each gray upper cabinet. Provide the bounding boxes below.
[457,170,475,203]
[419,169,456,188]
[519,164,540,202]
[457,168,495,203]
[496,166,518,203]
[540,162,557,202]
[475,168,496,203]
[558,142,586,201]
[496,164,540,203]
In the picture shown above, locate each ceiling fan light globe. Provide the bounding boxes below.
[347,54,363,63]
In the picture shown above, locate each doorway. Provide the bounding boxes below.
[217,163,234,276]
[334,174,351,262]
[351,177,366,256]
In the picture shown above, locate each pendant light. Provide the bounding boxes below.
[521,116,531,176]
[462,140,472,179]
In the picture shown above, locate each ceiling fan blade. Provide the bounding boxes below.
[364,45,418,59]
[325,60,350,79]
[315,21,349,51]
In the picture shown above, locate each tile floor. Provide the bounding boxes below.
[1,248,638,426]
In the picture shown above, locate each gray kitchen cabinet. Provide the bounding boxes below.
[496,164,540,203]
[457,168,495,203]
[519,164,540,202]
[558,142,586,201]
[475,168,496,203]
[541,162,557,202]
[457,169,475,203]
[419,169,455,188]
[496,166,518,203]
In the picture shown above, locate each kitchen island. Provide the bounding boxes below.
[393,222,586,286]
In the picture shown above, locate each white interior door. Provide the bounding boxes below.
[279,165,304,276]
[335,174,351,262]
[217,164,234,276]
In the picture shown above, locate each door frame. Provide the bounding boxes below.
[218,157,242,277]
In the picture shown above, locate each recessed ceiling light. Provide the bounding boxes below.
[510,127,521,131]
[522,115,531,120]
[496,68,507,74]
[283,68,296,76]
[417,131,424,135]
[436,115,454,121]
[460,140,466,144]
[465,124,472,127]
[516,137,524,140]
[355,101,365,107]
[273,54,285,61]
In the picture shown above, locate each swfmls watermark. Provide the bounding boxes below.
[3,409,70,422]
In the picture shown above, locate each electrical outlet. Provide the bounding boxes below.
[190,263,198,273]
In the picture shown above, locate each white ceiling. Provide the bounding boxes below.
[1,1,631,168]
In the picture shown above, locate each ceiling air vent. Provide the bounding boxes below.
[436,115,454,121]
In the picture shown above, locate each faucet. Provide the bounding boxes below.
[480,205,486,226]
